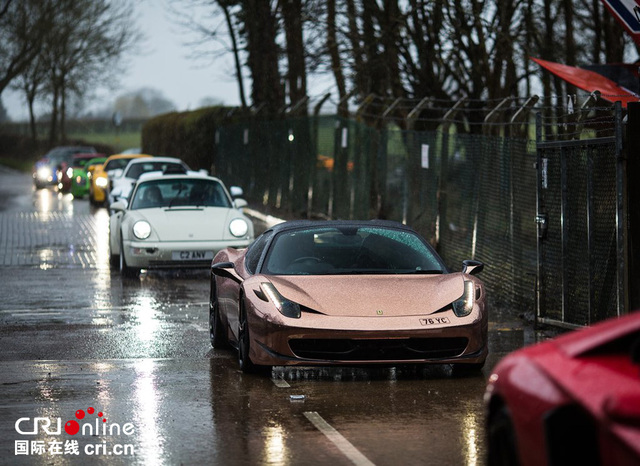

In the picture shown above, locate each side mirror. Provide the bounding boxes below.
[111,200,127,212]
[211,261,242,284]
[234,198,248,209]
[462,260,484,275]
[110,168,124,179]
[229,186,244,198]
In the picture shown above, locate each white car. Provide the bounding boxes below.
[109,173,254,276]
[108,157,191,205]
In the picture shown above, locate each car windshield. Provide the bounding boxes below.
[73,157,98,168]
[262,226,445,275]
[129,179,231,210]
[125,161,184,180]
[104,158,137,171]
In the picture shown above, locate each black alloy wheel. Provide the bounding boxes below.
[209,282,228,348]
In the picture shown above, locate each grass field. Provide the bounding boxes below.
[0,122,143,172]
[65,131,142,154]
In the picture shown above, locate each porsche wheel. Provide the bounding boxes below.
[487,404,520,466]
[119,236,139,278]
[209,283,228,348]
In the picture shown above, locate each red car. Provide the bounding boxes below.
[485,311,640,466]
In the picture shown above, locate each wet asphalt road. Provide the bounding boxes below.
[0,165,537,465]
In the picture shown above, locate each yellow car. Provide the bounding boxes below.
[89,153,152,206]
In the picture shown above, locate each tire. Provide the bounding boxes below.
[237,301,255,372]
[119,236,139,278]
[237,299,270,374]
[109,253,119,268]
[487,404,520,466]
[452,361,485,376]
[209,281,228,348]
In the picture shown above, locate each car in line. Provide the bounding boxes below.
[209,220,487,374]
[57,153,106,195]
[72,155,108,198]
[32,146,96,189]
[109,172,254,276]
[485,311,640,466]
[89,153,152,206]
[108,157,192,206]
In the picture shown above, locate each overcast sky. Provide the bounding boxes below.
[3,0,244,121]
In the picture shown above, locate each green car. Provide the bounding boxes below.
[70,155,107,198]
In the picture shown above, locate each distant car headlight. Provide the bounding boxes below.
[133,221,151,239]
[260,283,301,318]
[229,218,248,237]
[37,167,51,180]
[452,280,475,317]
[96,177,108,188]
[66,167,73,178]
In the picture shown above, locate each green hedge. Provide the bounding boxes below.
[141,106,246,174]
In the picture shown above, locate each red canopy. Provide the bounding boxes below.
[531,57,639,107]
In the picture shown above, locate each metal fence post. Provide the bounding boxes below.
[615,101,628,315]
[438,98,467,256]
[405,97,431,224]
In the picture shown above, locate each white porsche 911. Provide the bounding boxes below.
[109,172,254,276]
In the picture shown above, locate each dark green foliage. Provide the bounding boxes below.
[141,106,245,173]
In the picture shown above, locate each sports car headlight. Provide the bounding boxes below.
[452,280,475,317]
[96,177,108,188]
[229,218,248,237]
[260,283,301,318]
[132,221,151,240]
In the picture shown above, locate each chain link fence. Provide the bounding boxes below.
[213,114,543,319]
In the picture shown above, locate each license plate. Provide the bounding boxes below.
[172,250,214,261]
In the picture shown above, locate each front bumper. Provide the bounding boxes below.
[247,308,488,367]
[71,177,89,197]
[123,239,252,269]
[92,184,107,202]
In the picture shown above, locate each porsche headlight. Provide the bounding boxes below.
[133,220,151,240]
[96,177,108,188]
[229,218,248,237]
[261,283,301,318]
[452,280,475,317]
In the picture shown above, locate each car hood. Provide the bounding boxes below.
[137,207,235,241]
[266,274,465,317]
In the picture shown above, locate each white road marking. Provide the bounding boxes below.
[271,376,291,388]
[303,411,376,466]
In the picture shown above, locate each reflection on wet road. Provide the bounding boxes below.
[0,166,535,465]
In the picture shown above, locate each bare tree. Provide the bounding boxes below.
[10,57,47,139]
[169,0,249,110]
[0,0,52,96]
[37,0,139,143]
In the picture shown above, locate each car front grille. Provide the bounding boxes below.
[288,337,469,361]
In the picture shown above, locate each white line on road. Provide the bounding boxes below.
[303,411,375,466]
[271,376,290,388]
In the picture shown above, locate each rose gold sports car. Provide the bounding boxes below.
[209,220,487,374]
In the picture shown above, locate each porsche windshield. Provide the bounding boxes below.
[129,179,231,209]
[263,226,445,275]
